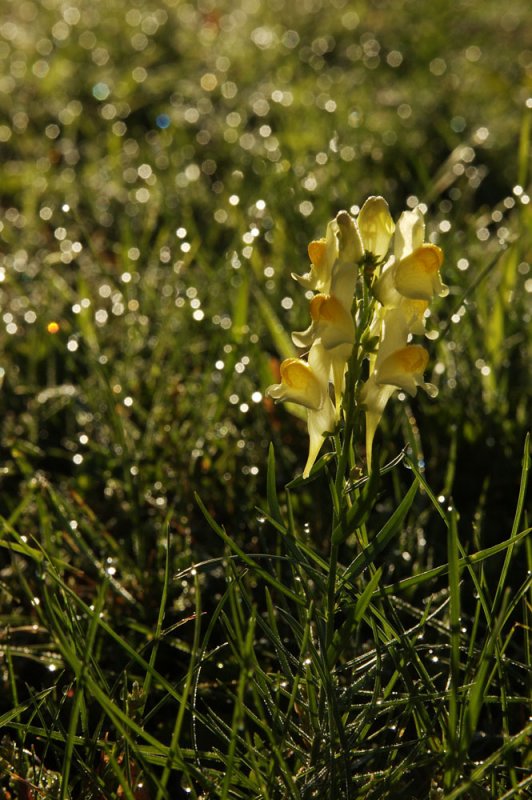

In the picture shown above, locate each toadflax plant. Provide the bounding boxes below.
[266,196,448,477]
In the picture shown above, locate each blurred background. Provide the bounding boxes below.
[0,0,530,794]
[1,0,530,546]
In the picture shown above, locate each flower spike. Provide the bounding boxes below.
[265,195,445,478]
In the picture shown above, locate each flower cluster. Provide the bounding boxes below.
[266,197,447,477]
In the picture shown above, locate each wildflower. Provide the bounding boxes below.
[266,196,445,478]
[375,243,447,310]
[291,219,339,293]
[292,212,360,412]
[357,195,396,261]
[361,343,437,472]
[266,348,335,478]
[292,293,355,349]
[374,204,447,313]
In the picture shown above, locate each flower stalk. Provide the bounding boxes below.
[266,195,447,480]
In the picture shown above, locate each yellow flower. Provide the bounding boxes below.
[329,210,363,306]
[393,244,447,300]
[375,344,436,397]
[291,219,339,293]
[309,294,355,349]
[311,294,356,412]
[357,196,395,260]
[361,341,437,471]
[292,293,355,413]
[375,243,447,308]
[266,352,335,478]
[270,196,445,478]
[266,357,325,410]
[292,210,363,309]
[394,206,425,260]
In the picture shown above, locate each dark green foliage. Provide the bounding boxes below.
[0,0,530,797]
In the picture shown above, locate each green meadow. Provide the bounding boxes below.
[0,0,530,797]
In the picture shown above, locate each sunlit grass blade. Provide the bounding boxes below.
[59,578,107,799]
[195,492,306,606]
[341,480,418,587]
[266,442,284,526]
[492,432,530,613]
[444,500,462,791]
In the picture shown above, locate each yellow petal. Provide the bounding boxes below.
[335,210,364,263]
[291,322,315,349]
[308,338,350,417]
[266,358,324,410]
[309,294,355,349]
[394,207,425,259]
[394,244,446,300]
[376,307,409,363]
[373,262,401,308]
[292,220,338,292]
[308,239,327,267]
[359,376,395,473]
[309,293,341,322]
[400,298,429,335]
[375,345,429,395]
[358,196,395,259]
[303,398,335,478]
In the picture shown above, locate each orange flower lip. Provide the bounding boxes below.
[400,243,443,274]
[389,344,430,373]
[280,358,316,389]
[308,239,327,268]
[309,294,344,323]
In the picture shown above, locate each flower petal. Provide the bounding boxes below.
[359,376,395,473]
[336,210,364,263]
[373,263,402,312]
[399,298,429,335]
[303,397,335,478]
[330,211,363,308]
[291,219,338,292]
[309,294,355,350]
[375,345,429,395]
[394,207,425,260]
[291,322,316,349]
[394,244,446,300]
[266,358,324,410]
[358,196,395,260]
[376,307,410,363]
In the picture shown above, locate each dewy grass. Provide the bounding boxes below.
[1,0,531,797]
[194,205,530,797]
